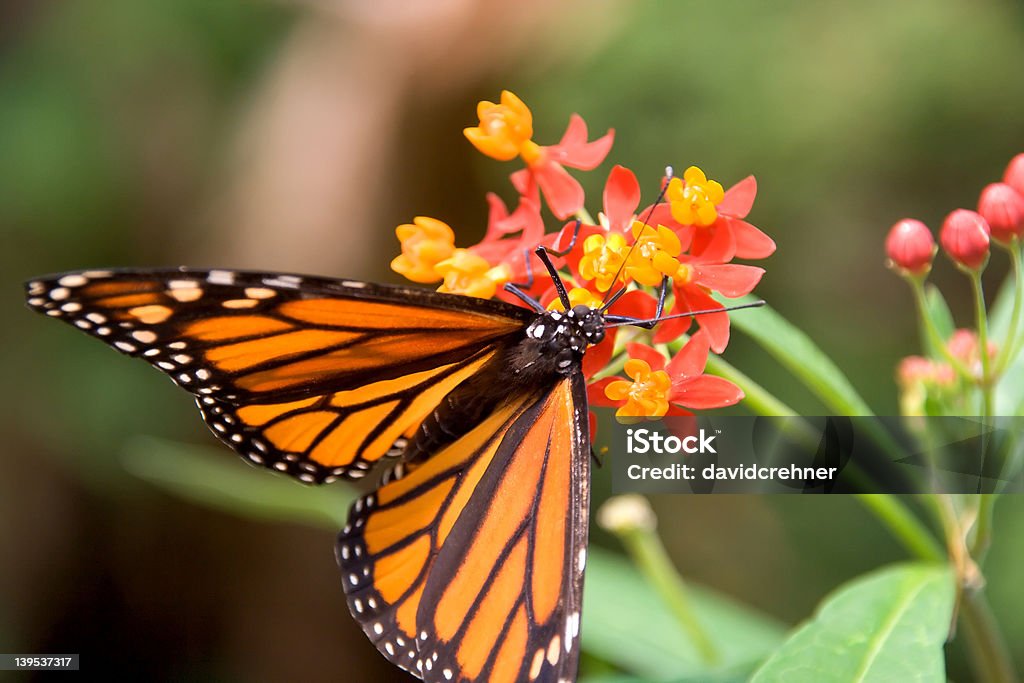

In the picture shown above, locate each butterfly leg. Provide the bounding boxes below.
[603,276,669,328]
[503,221,582,311]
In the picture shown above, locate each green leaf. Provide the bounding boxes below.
[920,284,955,358]
[720,295,873,416]
[583,548,784,680]
[121,437,356,529]
[749,563,954,683]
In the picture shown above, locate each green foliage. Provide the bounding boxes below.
[750,564,954,683]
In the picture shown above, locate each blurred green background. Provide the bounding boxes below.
[2,0,1024,680]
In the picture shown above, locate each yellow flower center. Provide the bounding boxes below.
[463,91,535,162]
[435,249,511,299]
[604,359,671,418]
[579,233,630,292]
[626,221,682,286]
[391,216,456,284]
[667,166,725,227]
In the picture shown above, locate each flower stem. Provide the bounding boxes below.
[911,279,970,377]
[971,274,994,417]
[852,494,945,563]
[996,242,1024,374]
[969,273,998,565]
[971,494,996,562]
[960,589,1021,683]
[616,522,720,665]
[574,207,596,226]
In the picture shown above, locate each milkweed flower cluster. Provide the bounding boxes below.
[393,90,775,419]
[886,153,1024,416]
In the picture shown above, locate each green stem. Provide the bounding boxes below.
[995,242,1023,374]
[971,274,994,417]
[960,589,1020,683]
[618,525,720,665]
[911,279,971,377]
[574,207,596,226]
[969,273,998,562]
[971,494,996,562]
[852,494,945,563]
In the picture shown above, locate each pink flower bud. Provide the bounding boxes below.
[977,183,1024,244]
[1004,153,1024,196]
[885,219,935,275]
[940,209,990,270]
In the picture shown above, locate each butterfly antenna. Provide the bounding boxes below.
[604,299,765,328]
[600,166,675,311]
[535,245,572,310]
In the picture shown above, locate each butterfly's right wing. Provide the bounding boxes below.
[337,373,591,682]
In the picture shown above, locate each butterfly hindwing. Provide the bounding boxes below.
[337,373,590,682]
[25,268,532,481]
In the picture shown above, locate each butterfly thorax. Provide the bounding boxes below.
[401,305,603,466]
[516,304,605,377]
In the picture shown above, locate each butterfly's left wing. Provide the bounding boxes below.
[25,268,533,482]
[337,372,590,683]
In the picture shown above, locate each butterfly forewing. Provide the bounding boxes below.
[25,269,532,481]
[337,374,590,682]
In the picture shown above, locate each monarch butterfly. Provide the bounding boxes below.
[24,256,757,682]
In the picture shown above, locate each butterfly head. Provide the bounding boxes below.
[524,304,605,376]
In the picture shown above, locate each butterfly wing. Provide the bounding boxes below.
[337,372,590,683]
[25,268,533,482]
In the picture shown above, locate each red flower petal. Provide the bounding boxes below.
[665,405,695,418]
[690,219,736,263]
[604,165,640,233]
[718,175,757,218]
[547,114,614,170]
[675,286,730,353]
[582,331,616,379]
[666,331,710,379]
[652,314,692,344]
[533,162,585,220]
[730,218,777,259]
[692,264,764,297]
[670,374,744,409]
[624,342,666,371]
[605,288,658,322]
[586,377,621,408]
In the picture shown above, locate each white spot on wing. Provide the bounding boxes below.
[207,270,235,285]
[58,274,88,287]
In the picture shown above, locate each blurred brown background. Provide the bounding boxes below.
[3,0,1024,680]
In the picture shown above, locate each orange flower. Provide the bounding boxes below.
[435,249,512,299]
[603,358,673,418]
[667,166,725,227]
[463,91,534,162]
[391,217,456,283]
[547,287,604,311]
[627,221,681,286]
[578,233,630,292]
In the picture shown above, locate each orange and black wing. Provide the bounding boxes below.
[25,268,533,482]
[337,372,591,683]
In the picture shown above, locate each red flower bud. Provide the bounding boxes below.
[978,183,1024,244]
[1005,153,1024,196]
[940,209,990,270]
[885,218,935,275]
